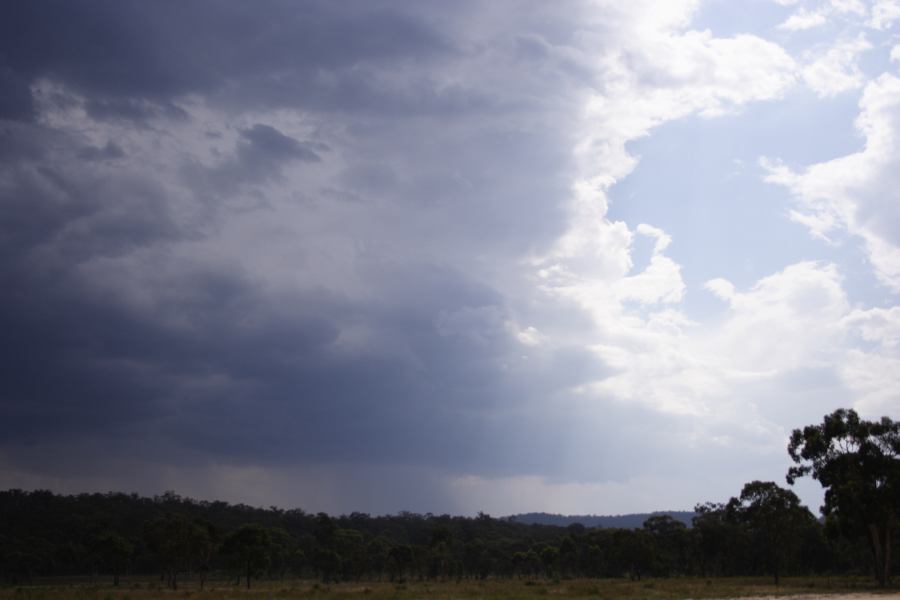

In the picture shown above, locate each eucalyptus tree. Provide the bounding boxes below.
[91,531,134,586]
[144,513,208,589]
[787,408,899,587]
[726,481,812,584]
[643,514,689,576]
[221,523,272,589]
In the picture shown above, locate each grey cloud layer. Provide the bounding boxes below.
[0,1,454,116]
[0,0,795,512]
[0,1,630,498]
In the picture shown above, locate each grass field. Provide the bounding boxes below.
[2,577,896,600]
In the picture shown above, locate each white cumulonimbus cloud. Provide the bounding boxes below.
[764,73,900,290]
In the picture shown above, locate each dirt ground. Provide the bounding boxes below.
[736,595,900,600]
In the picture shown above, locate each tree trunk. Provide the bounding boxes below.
[883,519,892,587]
[868,523,886,587]
[246,562,252,589]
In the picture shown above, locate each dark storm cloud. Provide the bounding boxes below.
[0,0,456,122]
[0,121,57,162]
[241,125,322,163]
[77,141,125,162]
[0,160,180,263]
[235,124,323,180]
[0,271,170,442]
[84,98,188,123]
[0,0,631,509]
[0,196,609,478]
[0,65,35,121]
[182,123,326,195]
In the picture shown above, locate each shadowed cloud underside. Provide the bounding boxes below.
[0,0,898,515]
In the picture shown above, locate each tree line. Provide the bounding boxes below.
[1,409,896,587]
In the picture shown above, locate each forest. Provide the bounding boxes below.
[1,409,896,590]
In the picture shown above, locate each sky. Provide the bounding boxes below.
[1,0,899,517]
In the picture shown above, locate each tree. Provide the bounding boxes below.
[312,547,342,583]
[1,549,44,584]
[539,545,559,578]
[335,529,366,580]
[144,513,206,589]
[192,520,218,591]
[726,481,811,584]
[428,525,453,580]
[388,543,413,581]
[221,524,272,589]
[91,531,134,586]
[787,408,900,587]
[643,514,689,576]
[556,535,577,577]
[618,529,653,580]
[367,537,390,580]
[692,502,730,577]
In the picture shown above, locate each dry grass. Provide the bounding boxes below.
[1,576,896,600]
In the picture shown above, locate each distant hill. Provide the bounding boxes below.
[506,510,695,529]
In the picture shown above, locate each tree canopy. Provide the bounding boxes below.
[726,481,813,584]
[787,408,899,586]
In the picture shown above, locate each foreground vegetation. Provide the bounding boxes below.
[0,576,895,600]
[1,409,896,589]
